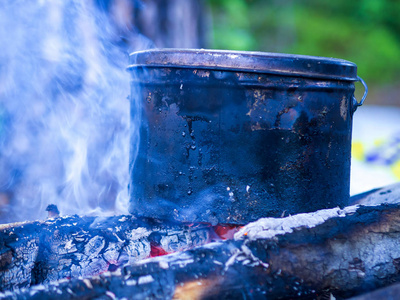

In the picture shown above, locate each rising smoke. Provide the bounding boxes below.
[0,0,152,222]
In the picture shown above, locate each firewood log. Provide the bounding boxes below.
[350,182,400,206]
[2,183,400,299]
[347,282,400,300]
[0,215,211,292]
[0,203,399,299]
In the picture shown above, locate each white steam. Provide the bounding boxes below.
[0,0,150,222]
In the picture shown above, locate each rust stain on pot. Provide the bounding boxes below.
[320,106,328,117]
[236,72,245,80]
[146,92,152,103]
[340,96,348,121]
[247,90,267,131]
[162,68,172,75]
[251,123,266,131]
[193,69,210,78]
[274,106,296,128]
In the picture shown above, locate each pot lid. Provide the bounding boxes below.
[129,48,358,81]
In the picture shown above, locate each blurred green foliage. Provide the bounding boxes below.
[207,0,400,85]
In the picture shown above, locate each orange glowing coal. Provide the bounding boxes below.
[213,224,243,240]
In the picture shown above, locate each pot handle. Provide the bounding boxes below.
[353,76,368,112]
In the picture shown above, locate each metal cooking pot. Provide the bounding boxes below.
[128,49,367,225]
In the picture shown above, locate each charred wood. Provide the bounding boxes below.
[0,215,211,292]
[2,200,400,299]
[350,182,400,206]
[348,282,400,300]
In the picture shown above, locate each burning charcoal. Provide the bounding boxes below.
[148,232,169,257]
[45,204,59,219]
[212,224,242,240]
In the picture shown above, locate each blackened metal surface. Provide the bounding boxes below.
[129,48,358,81]
[129,50,358,224]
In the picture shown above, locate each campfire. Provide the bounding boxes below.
[1,2,400,300]
[1,41,399,300]
[2,184,400,299]
[0,203,244,294]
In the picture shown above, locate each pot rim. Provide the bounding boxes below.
[128,48,358,81]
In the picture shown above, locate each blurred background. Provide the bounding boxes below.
[0,0,399,222]
[208,0,400,99]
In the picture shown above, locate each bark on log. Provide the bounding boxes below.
[348,282,400,300]
[350,182,400,206]
[0,215,211,292]
[2,198,400,299]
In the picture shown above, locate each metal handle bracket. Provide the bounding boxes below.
[353,76,368,112]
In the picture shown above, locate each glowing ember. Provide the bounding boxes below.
[148,231,170,257]
[213,224,243,240]
[150,244,170,257]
